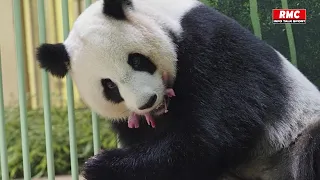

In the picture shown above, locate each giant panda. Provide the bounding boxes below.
[35,0,320,179]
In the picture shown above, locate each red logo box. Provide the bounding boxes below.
[272,9,306,24]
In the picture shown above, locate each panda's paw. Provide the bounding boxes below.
[81,149,124,180]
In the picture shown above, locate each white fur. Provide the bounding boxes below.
[63,0,199,120]
[130,0,200,36]
[267,50,320,150]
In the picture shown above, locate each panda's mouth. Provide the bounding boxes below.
[127,72,175,129]
[127,93,173,129]
[151,71,175,116]
[133,94,172,128]
[151,96,171,116]
[152,73,175,116]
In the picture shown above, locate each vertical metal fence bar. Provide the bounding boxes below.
[62,1,79,180]
[84,0,101,155]
[0,50,10,180]
[249,0,262,39]
[280,0,297,66]
[85,0,92,7]
[37,0,56,180]
[91,112,100,154]
[13,1,31,179]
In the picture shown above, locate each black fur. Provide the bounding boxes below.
[36,43,70,78]
[138,94,157,110]
[101,78,124,104]
[82,3,318,180]
[102,0,132,20]
[291,121,320,180]
[128,53,157,74]
[243,120,320,180]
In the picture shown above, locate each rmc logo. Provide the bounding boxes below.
[272,9,306,24]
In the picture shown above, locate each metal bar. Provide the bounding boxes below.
[0,50,10,180]
[84,0,101,155]
[85,0,92,7]
[281,0,298,66]
[117,134,122,148]
[62,1,79,180]
[91,112,100,154]
[249,0,262,39]
[13,0,31,179]
[37,0,56,179]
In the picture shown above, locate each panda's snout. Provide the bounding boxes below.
[139,94,157,110]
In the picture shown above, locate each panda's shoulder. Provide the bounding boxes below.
[177,4,276,56]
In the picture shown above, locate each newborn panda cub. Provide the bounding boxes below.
[128,72,176,129]
[36,0,320,179]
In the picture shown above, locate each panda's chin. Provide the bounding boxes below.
[151,102,167,116]
[132,95,170,117]
[129,72,174,117]
[151,96,171,116]
[133,102,166,117]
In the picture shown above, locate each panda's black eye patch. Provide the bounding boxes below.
[128,53,157,74]
[101,78,123,104]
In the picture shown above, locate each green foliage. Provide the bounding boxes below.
[0,107,117,179]
[201,0,320,88]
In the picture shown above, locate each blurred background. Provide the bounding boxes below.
[0,0,319,179]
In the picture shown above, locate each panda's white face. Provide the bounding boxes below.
[36,0,199,120]
[64,0,180,120]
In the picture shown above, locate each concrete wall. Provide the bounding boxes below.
[0,0,19,106]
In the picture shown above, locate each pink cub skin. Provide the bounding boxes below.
[163,72,175,98]
[145,113,156,128]
[127,72,176,128]
[166,89,175,97]
[128,113,139,128]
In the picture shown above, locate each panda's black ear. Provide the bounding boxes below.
[36,43,70,78]
[103,0,132,20]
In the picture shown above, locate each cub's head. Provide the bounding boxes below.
[36,0,184,120]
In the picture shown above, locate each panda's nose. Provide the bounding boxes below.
[139,94,157,110]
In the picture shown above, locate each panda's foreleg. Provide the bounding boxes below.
[81,134,221,180]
